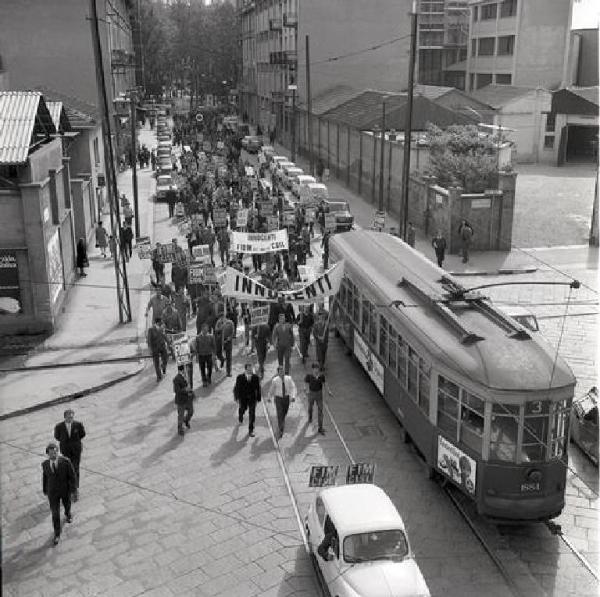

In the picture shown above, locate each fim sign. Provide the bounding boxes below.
[309,465,339,488]
[324,213,337,231]
[346,463,375,484]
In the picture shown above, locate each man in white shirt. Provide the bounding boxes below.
[268,366,297,439]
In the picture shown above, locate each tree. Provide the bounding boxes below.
[426,124,501,193]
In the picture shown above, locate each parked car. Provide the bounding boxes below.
[570,387,598,465]
[261,145,276,160]
[274,161,295,183]
[156,175,177,201]
[306,182,329,204]
[324,199,354,232]
[293,175,317,198]
[283,166,304,189]
[157,158,173,175]
[305,484,430,597]
[270,155,289,173]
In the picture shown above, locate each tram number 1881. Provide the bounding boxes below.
[520,481,541,492]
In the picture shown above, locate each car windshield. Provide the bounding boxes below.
[344,530,409,563]
[327,202,348,212]
[158,177,171,184]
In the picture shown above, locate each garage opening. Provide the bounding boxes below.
[566,125,599,163]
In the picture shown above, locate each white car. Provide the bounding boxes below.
[283,166,304,189]
[270,155,289,173]
[274,161,295,183]
[305,484,430,597]
[156,175,177,201]
[293,175,317,197]
[261,145,275,159]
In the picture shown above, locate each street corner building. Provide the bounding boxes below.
[0,91,77,335]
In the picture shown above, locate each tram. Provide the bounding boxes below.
[329,230,576,521]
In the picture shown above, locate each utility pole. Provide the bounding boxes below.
[401,0,418,241]
[290,84,297,162]
[378,98,387,212]
[130,91,140,238]
[305,35,314,176]
[88,0,132,323]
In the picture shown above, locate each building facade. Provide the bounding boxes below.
[417,0,470,90]
[465,0,573,91]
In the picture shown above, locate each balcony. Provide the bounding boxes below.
[283,13,298,27]
[284,50,297,64]
[111,49,135,70]
[269,18,282,31]
[269,51,285,65]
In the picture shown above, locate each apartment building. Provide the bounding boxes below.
[418,0,470,90]
[465,0,573,91]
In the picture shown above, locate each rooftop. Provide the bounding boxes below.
[35,86,98,128]
[468,84,544,109]
[0,91,56,165]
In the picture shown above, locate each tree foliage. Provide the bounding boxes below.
[426,124,500,193]
[137,0,239,98]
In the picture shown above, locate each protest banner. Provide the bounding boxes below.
[136,237,152,259]
[250,306,269,327]
[221,261,344,304]
[236,208,248,228]
[325,213,337,231]
[192,244,211,263]
[212,208,228,228]
[230,230,288,254]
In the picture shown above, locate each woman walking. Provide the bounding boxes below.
[95,221,108,258]
[76,238,88,277]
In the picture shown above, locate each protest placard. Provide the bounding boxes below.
[192,244,211,263]
[172,335,192,366]
[267,215,279,231]
[282,210,296,227]
[202,141,211,152]
[305,207,316,223]
[212,208,228,227]
[188,263,204,284]
[250,178,258,190]
[325,213,337,231]
[178,220,191,235]
[174,202,185,217]
[372,210,386,230]
[250,306,270,327]
[216,141,225,150]
[136,237,152,259]
[236,208,248,228]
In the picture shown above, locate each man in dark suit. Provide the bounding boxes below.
[54,409,86,496]
[233,363,262,437]
[42,442,76,545]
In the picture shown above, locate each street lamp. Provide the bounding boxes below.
[288,83,297,162]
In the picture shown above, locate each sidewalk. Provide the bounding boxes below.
[262,139,540,276]
[0,127,158,420]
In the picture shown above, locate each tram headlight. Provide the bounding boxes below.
[526,469,543,484]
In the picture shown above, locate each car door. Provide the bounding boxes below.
[318,515,342,591]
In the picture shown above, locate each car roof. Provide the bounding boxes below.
[320,484,404,536]
[307,182,326,188]
[287,167,303,173]
[272,155,288,161]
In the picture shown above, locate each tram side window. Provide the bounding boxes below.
[345,281,353,317]
[397,336,407,388]
[361,299,370,336]
[369,305,377,346]
[352,288,360,323]
[388,327,397,373]
[408,347,419,401]
[418,359,430,415]
[379,316,388,362]
[550,400,569,459]
[438,376,460,440]
[460,391,484,454]
[522,401,549,462]
[489,403,519,463]
[339,280,347,311]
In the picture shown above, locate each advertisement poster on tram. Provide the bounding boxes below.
[437,435,476,495]
[353,331,384,394]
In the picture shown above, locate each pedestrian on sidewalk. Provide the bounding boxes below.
[148,317,169,382]
[406,222,416,248]
[95,222,108,258]
[268,366,297,439]
[173,287,190,331]
[173,365,194,436]
[123,224,133,260]
[297,305,314,364]
[167,187,177,218]
[234,362,262,437]
[195,323,216,386]
[432,230,447,268]
[217,227,230,267]
[146,289,170,322]
[458,219,474,264]
[305,363,326,434]
[316,158,324,182]
[119,227,129,263]
[108,234,117,259]
[53,409,86,499]
[253,321,271,379]
[272,313,295,375]
[42,442,76,546]
[151,243,166,287]
[321,229,331,271]
[195,292,217,332]
[214,311,235,376]
[76,238,88,277]
[312,310,329,369]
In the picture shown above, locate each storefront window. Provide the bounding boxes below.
[490,404,519,462]
[438,376,459,439]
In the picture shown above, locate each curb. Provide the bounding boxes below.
[0,362,146,422]
[450,267,538,276]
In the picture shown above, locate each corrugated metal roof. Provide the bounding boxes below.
[301,84,364,116]
[322,90,476,131]
[467,84,541,109]
[0,91,56,164]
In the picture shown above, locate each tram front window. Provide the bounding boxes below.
[490,404,519,462]
[522,401,550,462]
